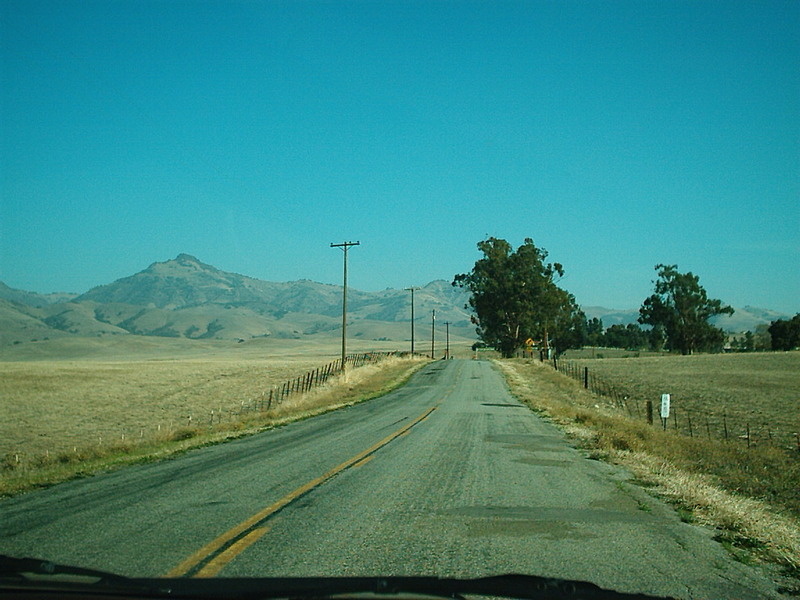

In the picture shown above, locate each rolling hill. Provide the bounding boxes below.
[1,254,792,349]
[0,255,476,347]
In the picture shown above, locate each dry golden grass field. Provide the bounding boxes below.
[0,357,326,459]
[0,336,431,496]
[0,336,435,470]
[561,352,800,450]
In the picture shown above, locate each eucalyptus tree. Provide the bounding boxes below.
[639,264,733,355]
[453,237,585,358]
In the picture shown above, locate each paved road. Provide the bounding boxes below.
[0,360,784,598]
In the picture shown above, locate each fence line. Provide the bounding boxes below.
[549,357,799,452]
[3,351,404,473]
[257,351,400,412]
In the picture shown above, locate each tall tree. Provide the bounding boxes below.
[604,323,649,350]
[586,317,604,347]
[638,264,733,355]
[768,314,800,351]
[453,237,583,358]
[551,292,588,355]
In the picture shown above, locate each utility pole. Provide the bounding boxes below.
[444,321,451,359]
[431,309,436,359]
[404,286,420,354]
[330,241,360,371]
[542,324,550,361]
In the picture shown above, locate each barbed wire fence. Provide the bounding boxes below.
[549,357,800,453]
[218,351,401,419]
[2,351,404,473]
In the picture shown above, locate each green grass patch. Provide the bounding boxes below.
[676,507,696,524]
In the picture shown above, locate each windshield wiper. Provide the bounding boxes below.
[0,554,166,595]
[1,557,673,600]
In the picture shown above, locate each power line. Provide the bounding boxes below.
[404,286,420,354]
[330,241,360,371]
[431,309,436,359]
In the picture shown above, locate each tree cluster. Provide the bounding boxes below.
[455,240,742,358]
[768,314,800,351]
[586,321,651,351]
[728,330,756,352]
[453,238,585,358]
[638,264,733,355]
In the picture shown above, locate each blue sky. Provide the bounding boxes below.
[1,0,798,312]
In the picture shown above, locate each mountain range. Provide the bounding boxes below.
[0,254,792,348]
[0,254,476,347]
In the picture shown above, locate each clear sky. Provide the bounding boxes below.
[1,0,798,312]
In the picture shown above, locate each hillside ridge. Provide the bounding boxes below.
[0,255,474,346]
[1,254,792,348]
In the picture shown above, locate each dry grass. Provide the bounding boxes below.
[0,357,324,458]
[495,358,800,574]
[624,452,800,571]
[256,355,425,423]
[563,352,800,449]
[0,354,428,496]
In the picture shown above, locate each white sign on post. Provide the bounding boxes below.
[660,394,671,419]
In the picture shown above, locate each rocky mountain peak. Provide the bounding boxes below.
[145,254,217,275]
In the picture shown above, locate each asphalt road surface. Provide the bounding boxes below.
[0,359,786,598]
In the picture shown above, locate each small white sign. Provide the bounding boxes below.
[660,394,671,419]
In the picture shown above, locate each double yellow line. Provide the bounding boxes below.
[166,405,438,578]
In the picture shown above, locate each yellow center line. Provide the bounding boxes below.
[351,455,375,468]
[165,404,438,578]
[194,527,269,578]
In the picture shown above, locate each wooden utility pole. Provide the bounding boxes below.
[444,321,451,359]
[431,309,436,359]
[330,241,360,371]
[405,286,420,354]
